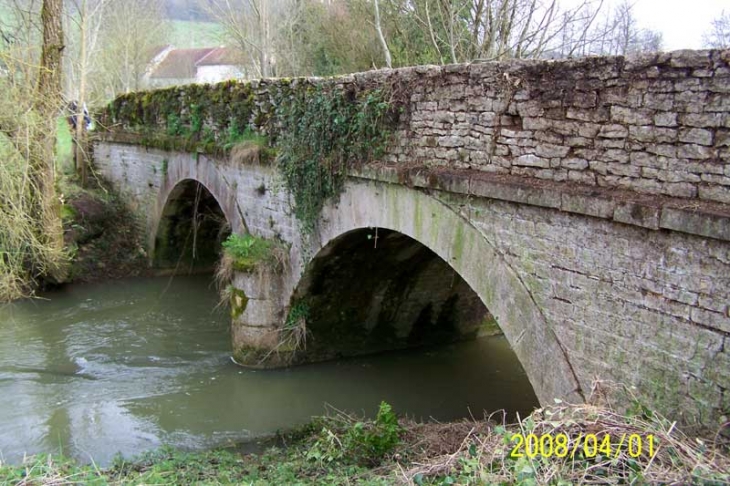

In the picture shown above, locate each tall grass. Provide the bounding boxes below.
[55,116,74,173]
[0,49,66,301]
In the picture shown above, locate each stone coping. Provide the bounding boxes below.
[92,137,730,243]
[351,165,730,243]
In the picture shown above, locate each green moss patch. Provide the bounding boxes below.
[222,233,288,273]
[230,287,249,320]
[232,344,270,365]
[98,78,402,234]
[478,313,503,337]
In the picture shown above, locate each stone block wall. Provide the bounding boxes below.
[453,191,730,426]
[389,50,730,204]
[100,49,730,204]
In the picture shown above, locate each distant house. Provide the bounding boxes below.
[143,46,246,88]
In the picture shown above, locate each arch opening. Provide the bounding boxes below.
[296,227,502,361]
[153,179,231,271]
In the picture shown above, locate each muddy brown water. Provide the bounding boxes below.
[0,275,538,465]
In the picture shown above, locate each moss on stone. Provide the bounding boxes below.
[232,342,299,368]
[478,314,503,337]
[232,344,268,365]
[97,78,399,234]
[230,287,249,320]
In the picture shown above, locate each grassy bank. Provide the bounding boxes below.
[2,397,728,485]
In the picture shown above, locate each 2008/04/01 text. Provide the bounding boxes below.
[510,433,656,459]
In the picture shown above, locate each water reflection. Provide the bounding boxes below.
[0,275,538,465]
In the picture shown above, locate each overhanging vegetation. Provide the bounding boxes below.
[100,78,400,233]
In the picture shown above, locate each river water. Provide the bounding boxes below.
[0,275,538,465]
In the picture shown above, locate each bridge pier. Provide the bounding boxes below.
[229,268,297,367]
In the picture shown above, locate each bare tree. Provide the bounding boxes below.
[94,0,169,97]
[270,0,306,76]
[35,0,66,280]
[556,0,662,57]
[374,0,392,67]
[0,0,42,43]
[387,0,611,63]
[207,0,290,77]
[0,0,43,78]
[703,10,730,49]
[64,0,109,185]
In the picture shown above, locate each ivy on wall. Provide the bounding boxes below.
[275,86,392,232]
[100,78,399,234]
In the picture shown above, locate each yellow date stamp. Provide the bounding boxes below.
[509,433,656,459]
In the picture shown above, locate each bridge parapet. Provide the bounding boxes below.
[100,49,730,206]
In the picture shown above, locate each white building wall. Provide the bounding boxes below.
[196,65,245,84]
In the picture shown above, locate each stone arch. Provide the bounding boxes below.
[294,227,492,359]
[149,153,245,261]
[294,179,584,406]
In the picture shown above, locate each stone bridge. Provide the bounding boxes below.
[93,49,730,427]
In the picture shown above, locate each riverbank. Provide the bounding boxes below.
[59,174,150,285]
[0,117,151,302]
[2,397,728,485]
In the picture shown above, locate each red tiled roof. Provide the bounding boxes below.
[150,48,215,79]
[196,47,244,66]
[146,45,171,61]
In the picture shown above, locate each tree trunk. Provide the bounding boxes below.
[36,0,66,282]
[374,0,392,68]
[259,0,270,77]
[38,0,63,103]
[76,0,88,187]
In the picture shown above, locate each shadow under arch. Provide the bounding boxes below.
[152,178,231,271]
[295,227,493,358]
[295,179,584,406]
[148,153,245,262]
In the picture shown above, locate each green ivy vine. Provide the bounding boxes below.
[102,80,398,234]
[275,86,393,233]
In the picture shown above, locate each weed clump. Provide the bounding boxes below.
[214,233,289,323]
[220,233,288,274]
[275,300,310,356]
[304,401,403,467]
[0,82,67,301]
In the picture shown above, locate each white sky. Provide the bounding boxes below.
[565,0,728,50]
[632,0,727,50]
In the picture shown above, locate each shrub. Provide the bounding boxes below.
[307,401,402,467]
